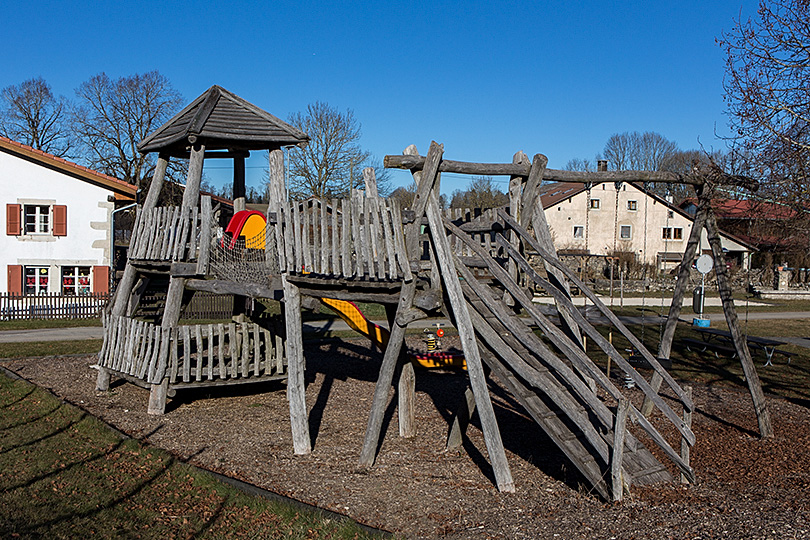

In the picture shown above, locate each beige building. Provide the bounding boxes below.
[539,181,752,271]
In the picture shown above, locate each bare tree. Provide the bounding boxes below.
[284,102,388,199]
[603,131,679,171]
[0,77,73,157]
[564,157,596,172]
[450,176,509,209]
[719,0,810,203]
[72,71,183,190]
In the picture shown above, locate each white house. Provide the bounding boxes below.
[539,181,753,270]
[1,136,135,295]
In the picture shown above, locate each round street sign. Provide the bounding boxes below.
[696,254,714,274]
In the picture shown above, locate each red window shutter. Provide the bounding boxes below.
[7,265,22,295]
[53,205,67,236]
[92,265,109,294]
[6,204,20,236]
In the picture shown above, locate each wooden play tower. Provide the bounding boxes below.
[97,86,769,501]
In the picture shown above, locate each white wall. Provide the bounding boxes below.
[0,150,113,293]
[544,183,746,268]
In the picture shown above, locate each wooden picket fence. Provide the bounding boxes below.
[98,315,284,386]
[0,292,110,320]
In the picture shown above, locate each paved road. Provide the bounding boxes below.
[2,309,809,345]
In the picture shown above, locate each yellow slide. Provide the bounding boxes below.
[319,298,390,348]
[318,298,466,369]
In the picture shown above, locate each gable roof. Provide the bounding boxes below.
[680,198,799,220]
[137,85,310,157]
[539,181,756,250]
[0,136,136,199]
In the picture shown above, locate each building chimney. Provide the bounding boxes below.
[597,160,608,172]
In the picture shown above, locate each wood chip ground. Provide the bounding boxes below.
[2,336,809,539]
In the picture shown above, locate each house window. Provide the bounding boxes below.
[7,203,66,237]
[662,227,684,240]
[589,199,601,210]
[62,266,91,295]
[24,266,49,295]
[24,205,50,234]
[627,200,638,211]
[620,225,632,239]
[573,226,584,238]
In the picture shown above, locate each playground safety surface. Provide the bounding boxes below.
[3,336,809,539]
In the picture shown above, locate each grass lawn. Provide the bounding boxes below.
[589,319,810,405]
[0,372,387,539]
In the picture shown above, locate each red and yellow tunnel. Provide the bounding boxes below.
[223,210,266,249]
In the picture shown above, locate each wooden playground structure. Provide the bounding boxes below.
[96,86,771,501]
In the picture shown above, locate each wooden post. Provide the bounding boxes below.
[358,144,432,469]
[109,154,170,318]
[612,398,630,501]
[398,361,416,437]
[640,196,707,417]
[146,145,204,415]
[233,154,246,213]
[268,148,287,203]
[445,387,476,451]
[525,153,584,351]
[182,144,205,209]
[283,274,311,454]
[504,152,525,306]
[358,279,418,467]
[705,208,773,438]
[363,167,379,198]
[680,386,693,484]
[419,141,515,493]
[266,148,286,276]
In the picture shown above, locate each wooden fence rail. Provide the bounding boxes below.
[98,316,284,386]
[0,292,110,320]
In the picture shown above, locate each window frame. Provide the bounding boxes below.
[627,200,638,211]
[24,266,50,295]
[61,266,92,295]
[23,204,51,235]
[573,225,584,238]
[620,225,632,240]
[589,198,601,210]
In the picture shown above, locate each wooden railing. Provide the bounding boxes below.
[269,195,413,281]
[0,292,109,320]
[129,196,212,264]
[98,315,283,386]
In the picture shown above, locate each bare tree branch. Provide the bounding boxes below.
[0,77,73,157]
[283,102,388,199]
[72,71,183,190]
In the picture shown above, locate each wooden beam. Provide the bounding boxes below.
[705,207,773,438]
[384,155,702,185]
[641,191,708,417]
[233,154,246,213]
[417,142,515,492]
[612,399,630,502]
[283,275,311,454]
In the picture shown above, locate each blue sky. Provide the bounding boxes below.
[3,1,758,195]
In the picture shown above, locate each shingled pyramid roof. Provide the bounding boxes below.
[137,85,309,156]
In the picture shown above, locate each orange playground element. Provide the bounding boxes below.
[223,210,266,249]
[318,298,466,369]
[319,298,390,348]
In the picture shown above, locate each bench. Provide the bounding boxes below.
[681,337,737,358]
